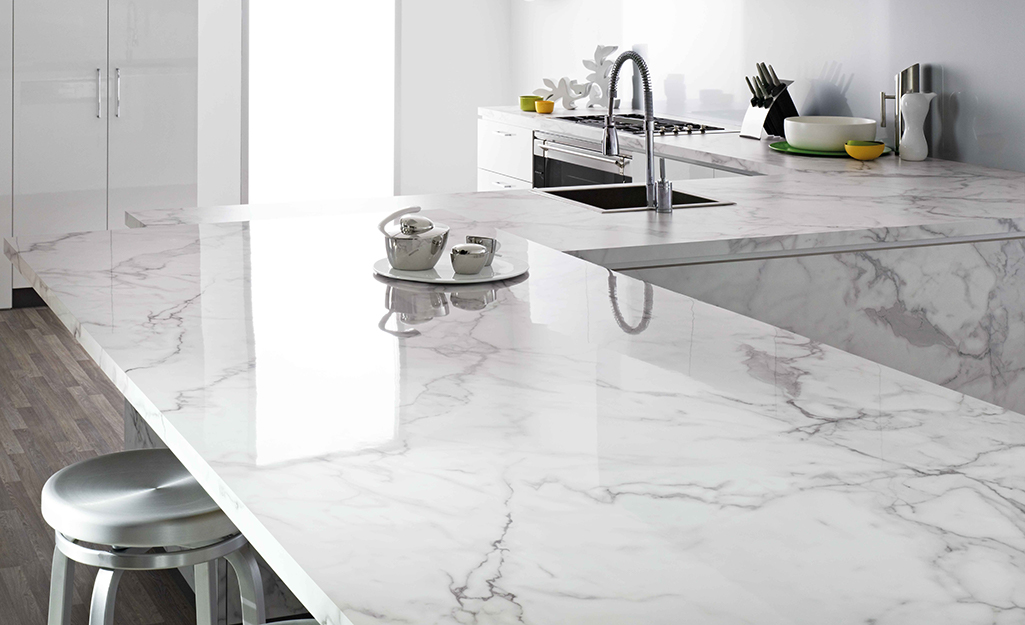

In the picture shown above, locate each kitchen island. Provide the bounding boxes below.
[7,195,1025,624]
[129,106,1025,414]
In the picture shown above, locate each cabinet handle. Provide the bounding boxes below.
[96,68,102,118]
[115,68,121,117]
[492,181,513,189]
[492,130,515,137]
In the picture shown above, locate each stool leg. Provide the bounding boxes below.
[88,568,124,625]
[195,559,221,625]
[225,544,265,625]
[47,544,75,625]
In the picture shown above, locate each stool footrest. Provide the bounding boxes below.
[56,532,247,571]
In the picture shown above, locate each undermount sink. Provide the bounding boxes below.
[541,184,733,213]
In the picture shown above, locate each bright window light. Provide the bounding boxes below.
[248,3,395,203]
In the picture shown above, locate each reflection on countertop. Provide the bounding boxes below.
[376,273,528,338]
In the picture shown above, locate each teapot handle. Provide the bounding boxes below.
[378,311,421,338]
[378,206,422,236]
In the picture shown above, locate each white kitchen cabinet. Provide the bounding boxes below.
[713,168,745,178]
[477,118,533,182]
[4,0,210,304]
[14,0,109,239]
[477,168,532,192]
[107,0,198,230]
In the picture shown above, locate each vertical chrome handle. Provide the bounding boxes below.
[880,92,895,128]
[115,68,121,117]
[96,68,102,118]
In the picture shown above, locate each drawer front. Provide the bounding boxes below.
[477,168,532,192]
[477,119,533,181]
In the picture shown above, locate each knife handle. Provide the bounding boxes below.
[756,63,770,88]
[756,77,771,106]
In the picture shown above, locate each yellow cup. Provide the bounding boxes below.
[534,99,554,114]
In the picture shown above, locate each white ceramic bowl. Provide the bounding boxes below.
[783,116,877,152]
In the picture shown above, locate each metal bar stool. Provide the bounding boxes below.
[42,449,265,625]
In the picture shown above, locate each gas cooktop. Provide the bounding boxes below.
[557,114,732,136]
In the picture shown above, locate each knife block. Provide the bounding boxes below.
[740,80,799,140]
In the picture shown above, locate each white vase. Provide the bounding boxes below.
[899,92,936,161]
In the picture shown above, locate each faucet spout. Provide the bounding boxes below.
[603,51,671,212]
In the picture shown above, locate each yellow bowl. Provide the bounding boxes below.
[534,100,554,114]
[845,140,885,160]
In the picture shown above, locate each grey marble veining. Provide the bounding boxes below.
[7,211,1025,624]
[627,236,1025,415]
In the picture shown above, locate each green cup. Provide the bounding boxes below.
[519,95,542,111]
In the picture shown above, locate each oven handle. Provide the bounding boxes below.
[540,142,630,168]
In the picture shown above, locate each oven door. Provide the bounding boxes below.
[533,132,632,188]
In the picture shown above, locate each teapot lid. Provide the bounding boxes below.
[399,214,435,235]
[379,206,450,239]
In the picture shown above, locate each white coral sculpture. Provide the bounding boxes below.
[583,44,618,108]
[533,77,589,110]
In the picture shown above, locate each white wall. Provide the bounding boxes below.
[509,0,621,103]
[508,0,1025,173]
[396,0,513,195]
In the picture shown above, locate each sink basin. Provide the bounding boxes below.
[542,184,733,213]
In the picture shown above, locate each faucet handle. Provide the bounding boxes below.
[656,178,673,214]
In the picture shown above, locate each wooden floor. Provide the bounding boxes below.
[0,306,196,624]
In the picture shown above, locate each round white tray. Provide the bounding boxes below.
[373,256,528,285]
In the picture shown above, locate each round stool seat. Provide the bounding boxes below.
[42,449,237,548]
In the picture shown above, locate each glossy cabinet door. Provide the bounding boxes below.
[0,0,10,308]
[477,168,532,192]
[14,0,109,239]
[107,0,198,230]
[477,119,533,182]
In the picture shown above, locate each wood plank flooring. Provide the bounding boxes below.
[0,306,195,624]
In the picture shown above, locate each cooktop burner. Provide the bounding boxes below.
[558,114,728,135]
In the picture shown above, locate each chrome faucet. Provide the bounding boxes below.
[602,51,673,213]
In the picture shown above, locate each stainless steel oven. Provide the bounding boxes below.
[532,131,633,188]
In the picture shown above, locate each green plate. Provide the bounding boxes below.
[769,141,892,158]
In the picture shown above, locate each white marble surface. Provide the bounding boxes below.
[126,107,1025,417]
[130,107,1025,272]
[8,212,1025,625]
[628,238,1025,415]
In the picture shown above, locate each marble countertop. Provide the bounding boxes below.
[129,106,1025,271]
[7,210,1025,624]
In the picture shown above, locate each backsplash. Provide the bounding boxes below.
[510,0,1025,172]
